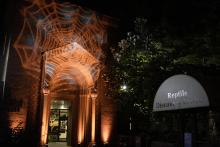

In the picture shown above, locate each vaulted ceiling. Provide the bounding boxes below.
[13,1,111,92]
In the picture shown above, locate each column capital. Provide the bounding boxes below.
[90,88,98,99]
[42,87,50,96]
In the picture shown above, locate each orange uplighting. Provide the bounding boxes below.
[101,113,113,143]
[91,94,97,143]
[8,114,26,129]
[77,90,91,144]
[78,123,83,144]
[102,124,111,143]
[13,0,114,146]
[101,101,114,144]
[41,93,50,144]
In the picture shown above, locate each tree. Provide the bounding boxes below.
[104,16,220,135]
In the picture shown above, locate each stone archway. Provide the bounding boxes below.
[40,42,99,147]
[13,1,116,146]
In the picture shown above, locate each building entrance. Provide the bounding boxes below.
[48,100,71,142]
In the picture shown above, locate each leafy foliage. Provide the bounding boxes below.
[104,16,220,134]
[106,18,173,115]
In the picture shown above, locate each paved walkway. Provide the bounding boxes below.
[48,142,71,147]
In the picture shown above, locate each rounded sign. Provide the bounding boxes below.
[153,74,209,112]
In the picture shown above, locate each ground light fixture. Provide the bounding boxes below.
[103,141,109,147]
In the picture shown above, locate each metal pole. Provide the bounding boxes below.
[0,36,10,100]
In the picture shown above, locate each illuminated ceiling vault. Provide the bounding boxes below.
[13,0,110,88]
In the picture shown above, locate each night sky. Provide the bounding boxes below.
[1,0,220,53]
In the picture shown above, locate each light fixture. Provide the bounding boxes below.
[92,142,96,147]
[103,141,109,147]
[77,143,81,147]
[120,84,127,91]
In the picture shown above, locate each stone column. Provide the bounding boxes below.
[90,88,98,147]
[41,88,50,146]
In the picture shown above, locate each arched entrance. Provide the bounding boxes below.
[13,1,116,146]
[40,42,99,147]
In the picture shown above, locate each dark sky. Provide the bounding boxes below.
[1,0,220,31]
[71,0,220,27]
[1,0,220,53]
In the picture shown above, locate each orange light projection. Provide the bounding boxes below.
[101,104,114,144]
[41,92,50,144]
[45,43,99,89]
[13,0,113,145]
[13,0,110,80]
[101,120,112,143]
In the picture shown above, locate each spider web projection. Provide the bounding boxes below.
[45,42,100,94]
[13,0,110,83]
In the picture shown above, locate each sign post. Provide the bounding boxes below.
[184,132,192,147]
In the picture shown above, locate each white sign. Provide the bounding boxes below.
[168,90,188,99]
[153,74,209,111]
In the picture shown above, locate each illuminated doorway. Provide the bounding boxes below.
[48,100,71,143]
